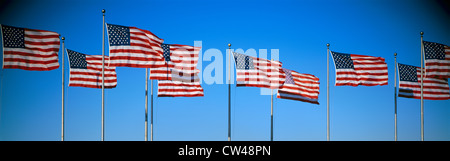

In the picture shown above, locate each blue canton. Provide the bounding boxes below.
[233,52,255,70]
[107,24,130,46]
[282,69,294,84]
[161,44,171,62]
[424,41,445,60]
[398,63,417,82]
[2,25,25,48]
[331,51,354,69]
[67,49,87,69]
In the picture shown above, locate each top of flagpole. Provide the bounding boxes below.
[327,43,330,48]
[61,37,65,41]
[102,9,105,13]
[394,52,397,57]
[228,43,231,48]
[420,31,423,36]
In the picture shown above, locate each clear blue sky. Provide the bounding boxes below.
[0,0,449,141]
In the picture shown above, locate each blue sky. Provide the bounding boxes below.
[0,0,449,141]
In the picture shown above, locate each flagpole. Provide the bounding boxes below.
[228,43,231,141]
[394,52,397,141]
[326,43,330,141]
[420,31,424,141]
[271,86,273,141]
[270,59,274,141]
[151,79,153,141]
[61,36,65,141]
[101,9,106,141]
[145,68,148,141]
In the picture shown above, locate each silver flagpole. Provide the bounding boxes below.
[61,36,65,141]
[271,87,273,141]
[228,43,231,141]
[151,79,153,141]
[420,31,424,141]
[394,52,397,141]
[326,43,330,141]
[271,59,274,141]
[101,9,106,141]
[145,68,148,141]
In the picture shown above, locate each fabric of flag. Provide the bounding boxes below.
[67,49,117,88]
[233,52,285,89]
[331,51,388,86]
[1,24,60,71]
[150,44,201,80]
[423,41,450,79]
[106,23,165,68]
[157,72,203,97]
[277,68,320,104]
[398,63,449,100]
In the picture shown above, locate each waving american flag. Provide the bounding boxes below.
[1,24,60,71]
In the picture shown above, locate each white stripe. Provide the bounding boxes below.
[24,37,60,43]
[3,54,58,61]
[3,61,59,67]
[25,30,58,36]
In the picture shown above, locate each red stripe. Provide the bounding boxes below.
[158,94,204,97]
[276,94,319,104]
[336,77,388,81]
[107,63,167,68]
[3,65,59,71]
[336,82,388,86]
[278,90,319,99]
[69,84,116,89]
[25,34,59,39]
[4,58,59,65]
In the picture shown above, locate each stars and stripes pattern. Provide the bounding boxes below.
[331,51,388,86]
[398,63,449,100]
[106,23,166,68]
[277,68,320,104]
[157,72,204,97]
[67,49,117,88]
[150,44,201,80]
[423,41,450,79]
[233,52,285,89]
[1,24,60,71]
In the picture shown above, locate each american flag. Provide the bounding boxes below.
[277,68,320,104]
[331,51,388,86]
[233,52,285,89]
[1,24,60,71]
[398,63,449,100]
[67,49,117,88]
[106,23,165,68]
[423,41,450,79]
[150,44,201,80]
[157,73,204,97]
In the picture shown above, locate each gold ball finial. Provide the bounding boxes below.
[102,9,105,13]
[420,31,423,35]
[61,37,65,40]
[326,43,330,47]
[228,43,231,47]
[394,52,397,56]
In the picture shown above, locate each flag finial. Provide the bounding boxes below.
[228,43,231,47]
[420,31,423,36]
[102,9,105,13]
[394,52,397,56]
[327,43,330,48]
[62,37,65,41]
